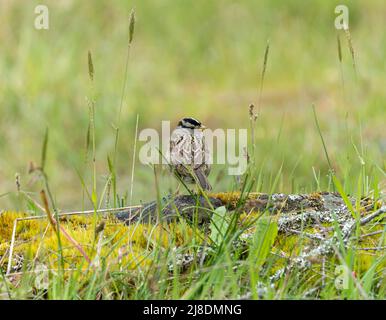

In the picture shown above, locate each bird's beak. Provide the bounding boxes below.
[200,125,206,130]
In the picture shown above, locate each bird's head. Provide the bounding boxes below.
[178,117,206,130]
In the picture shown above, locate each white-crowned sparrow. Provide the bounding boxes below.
[170,117,212,191]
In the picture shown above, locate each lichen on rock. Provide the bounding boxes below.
[0,191,384,292]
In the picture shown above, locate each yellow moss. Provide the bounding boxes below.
[0,211,26,241]
[209,192,263,208]
[0,210,201,272]
[375,200,383,208]
[275,234,306,256]
[308,192,323,208]
[209,192,240,207]
[239,210,260,225]
[355,253,375,273]
[1,206,383,279]
[309,192,322,199]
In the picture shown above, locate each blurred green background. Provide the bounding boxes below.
[0,0,385,211]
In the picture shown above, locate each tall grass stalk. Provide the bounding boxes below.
[87,50,99,243]
[0,268,11,299]
[87,51,97,204]
[250,40,269,165]
[343,26,357,78]
[337,34,345,100]
[40,190,91,264]
[37,129,65,275]
[112,9,136,207]
[257,40,270,115]
[129,114,139,206]
[312,104,335,191]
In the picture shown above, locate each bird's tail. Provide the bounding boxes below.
[194,169,212,191]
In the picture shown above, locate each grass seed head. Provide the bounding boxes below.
[88,50,94,81]
[129,9,135,44]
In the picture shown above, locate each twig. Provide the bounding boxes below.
[342,205,386,240]
[354,246,386,251]
[357,230,384,239]
[360,206,386,225]
[286,229,325,241]
[8,204,143,222]
[6,219,18,275]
